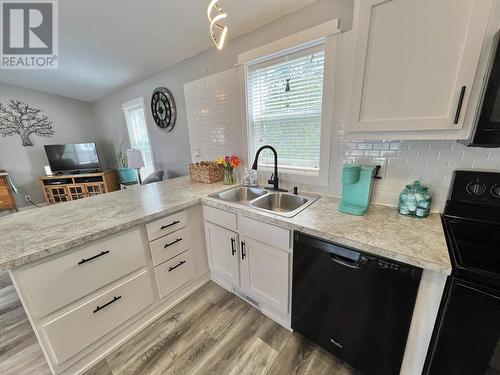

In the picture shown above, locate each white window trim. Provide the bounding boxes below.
[121,97,156,174]
[239,20,340,187]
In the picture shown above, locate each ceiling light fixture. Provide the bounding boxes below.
[207,0,228,50]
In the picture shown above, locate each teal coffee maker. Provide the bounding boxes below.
[339,164,376,216]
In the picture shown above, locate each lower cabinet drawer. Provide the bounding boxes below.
[155,249,194,299]
[21,228,147,318]
[149,227,190,266]
[42,270,154,364]
[146,211,187,241]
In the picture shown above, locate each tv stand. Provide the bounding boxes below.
[40,170,119,205]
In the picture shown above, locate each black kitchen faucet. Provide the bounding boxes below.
[251,145,282,191]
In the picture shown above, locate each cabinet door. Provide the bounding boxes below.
[85,183,106,196]
[347,0,492,132]
[0,179,15,209]
[67,185,87,200]
[240,236,289,313]
[47,186,70,204]
[204,222,239,286]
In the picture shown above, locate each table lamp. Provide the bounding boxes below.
[127,149,144,185]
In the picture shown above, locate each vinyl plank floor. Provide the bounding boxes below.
[1,270,360,375]
[0,271,51,375]
[228,338,278,375]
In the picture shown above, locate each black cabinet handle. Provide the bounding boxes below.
[241,241,246,260]
[164,238,182,248]
[168,260,186,272]
[231,237,236,256]
[161,220,180,230]
[454,86,466,124]
[78,250,110,265]
[93,295,121,313]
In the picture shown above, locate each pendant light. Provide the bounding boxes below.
[207,0,228,50]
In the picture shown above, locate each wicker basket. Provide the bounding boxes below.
[189,162,224,183]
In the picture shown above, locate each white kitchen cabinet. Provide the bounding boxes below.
[204,221,240,287]
[347,0,493,134]
[239,236,290,314]
[42,270,154,364]
[203,205,292,327]
[10,206,210,375]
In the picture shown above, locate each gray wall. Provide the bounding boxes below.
[92,0,354,177]
[0,82,96,207]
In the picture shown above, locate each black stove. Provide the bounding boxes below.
[442,170,500,289]
[425,170,500,375]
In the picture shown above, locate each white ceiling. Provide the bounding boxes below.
[0,0,318,102]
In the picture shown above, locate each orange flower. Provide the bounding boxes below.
[230,155,241,168]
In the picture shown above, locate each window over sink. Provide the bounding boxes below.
[247,45,325,173]
[241,21,338,186]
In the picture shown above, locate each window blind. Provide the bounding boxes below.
[123,102,155,178]
[247,45,325,172]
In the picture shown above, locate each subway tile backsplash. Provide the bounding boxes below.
[184,31,500,213]
[184,67,245,163]
[328,32,500,211]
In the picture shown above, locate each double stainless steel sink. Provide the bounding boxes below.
[209,186,320,217]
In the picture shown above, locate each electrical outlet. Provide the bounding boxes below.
[24,195,31,202]
[353,157,388,180]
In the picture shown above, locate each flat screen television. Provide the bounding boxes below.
[44,143,101,174]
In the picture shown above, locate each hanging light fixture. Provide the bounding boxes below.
[207,0,228,50]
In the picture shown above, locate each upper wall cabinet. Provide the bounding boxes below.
[346,0,493,135]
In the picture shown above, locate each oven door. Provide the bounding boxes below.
[444,218,500,290]
[424,278,500,375]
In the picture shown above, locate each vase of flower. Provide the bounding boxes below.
[224,169,236,185]
[217,155,241,185]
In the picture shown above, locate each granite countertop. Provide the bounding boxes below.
[0,177,451,274]
[202,194,451,274]
[0,177,226,269]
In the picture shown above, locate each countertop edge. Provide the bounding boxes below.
[1,185,452,275]
[201,197,452,275]
[2,198,202,270]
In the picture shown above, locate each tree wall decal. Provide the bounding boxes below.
[0,99,55,146]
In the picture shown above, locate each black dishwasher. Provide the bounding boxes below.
[292,232,422,375]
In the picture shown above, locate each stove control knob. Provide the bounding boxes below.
[466,180,486,196]
[491,184,500,198]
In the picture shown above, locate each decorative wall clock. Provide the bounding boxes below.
[151,87,176,132]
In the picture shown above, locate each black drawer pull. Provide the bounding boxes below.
[231,237,236,256]
[454,85,466,124]
[241,241,246,260]
[78,250,110,265]
[161,220,180,230]
[93,295,121,313]
[168,260,186,272]
[164,238,182,248]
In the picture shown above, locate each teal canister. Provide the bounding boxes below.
[398,181,432,218]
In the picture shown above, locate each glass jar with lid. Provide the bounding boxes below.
[398,181,432,218]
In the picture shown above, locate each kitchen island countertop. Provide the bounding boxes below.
[0,177,451,274]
